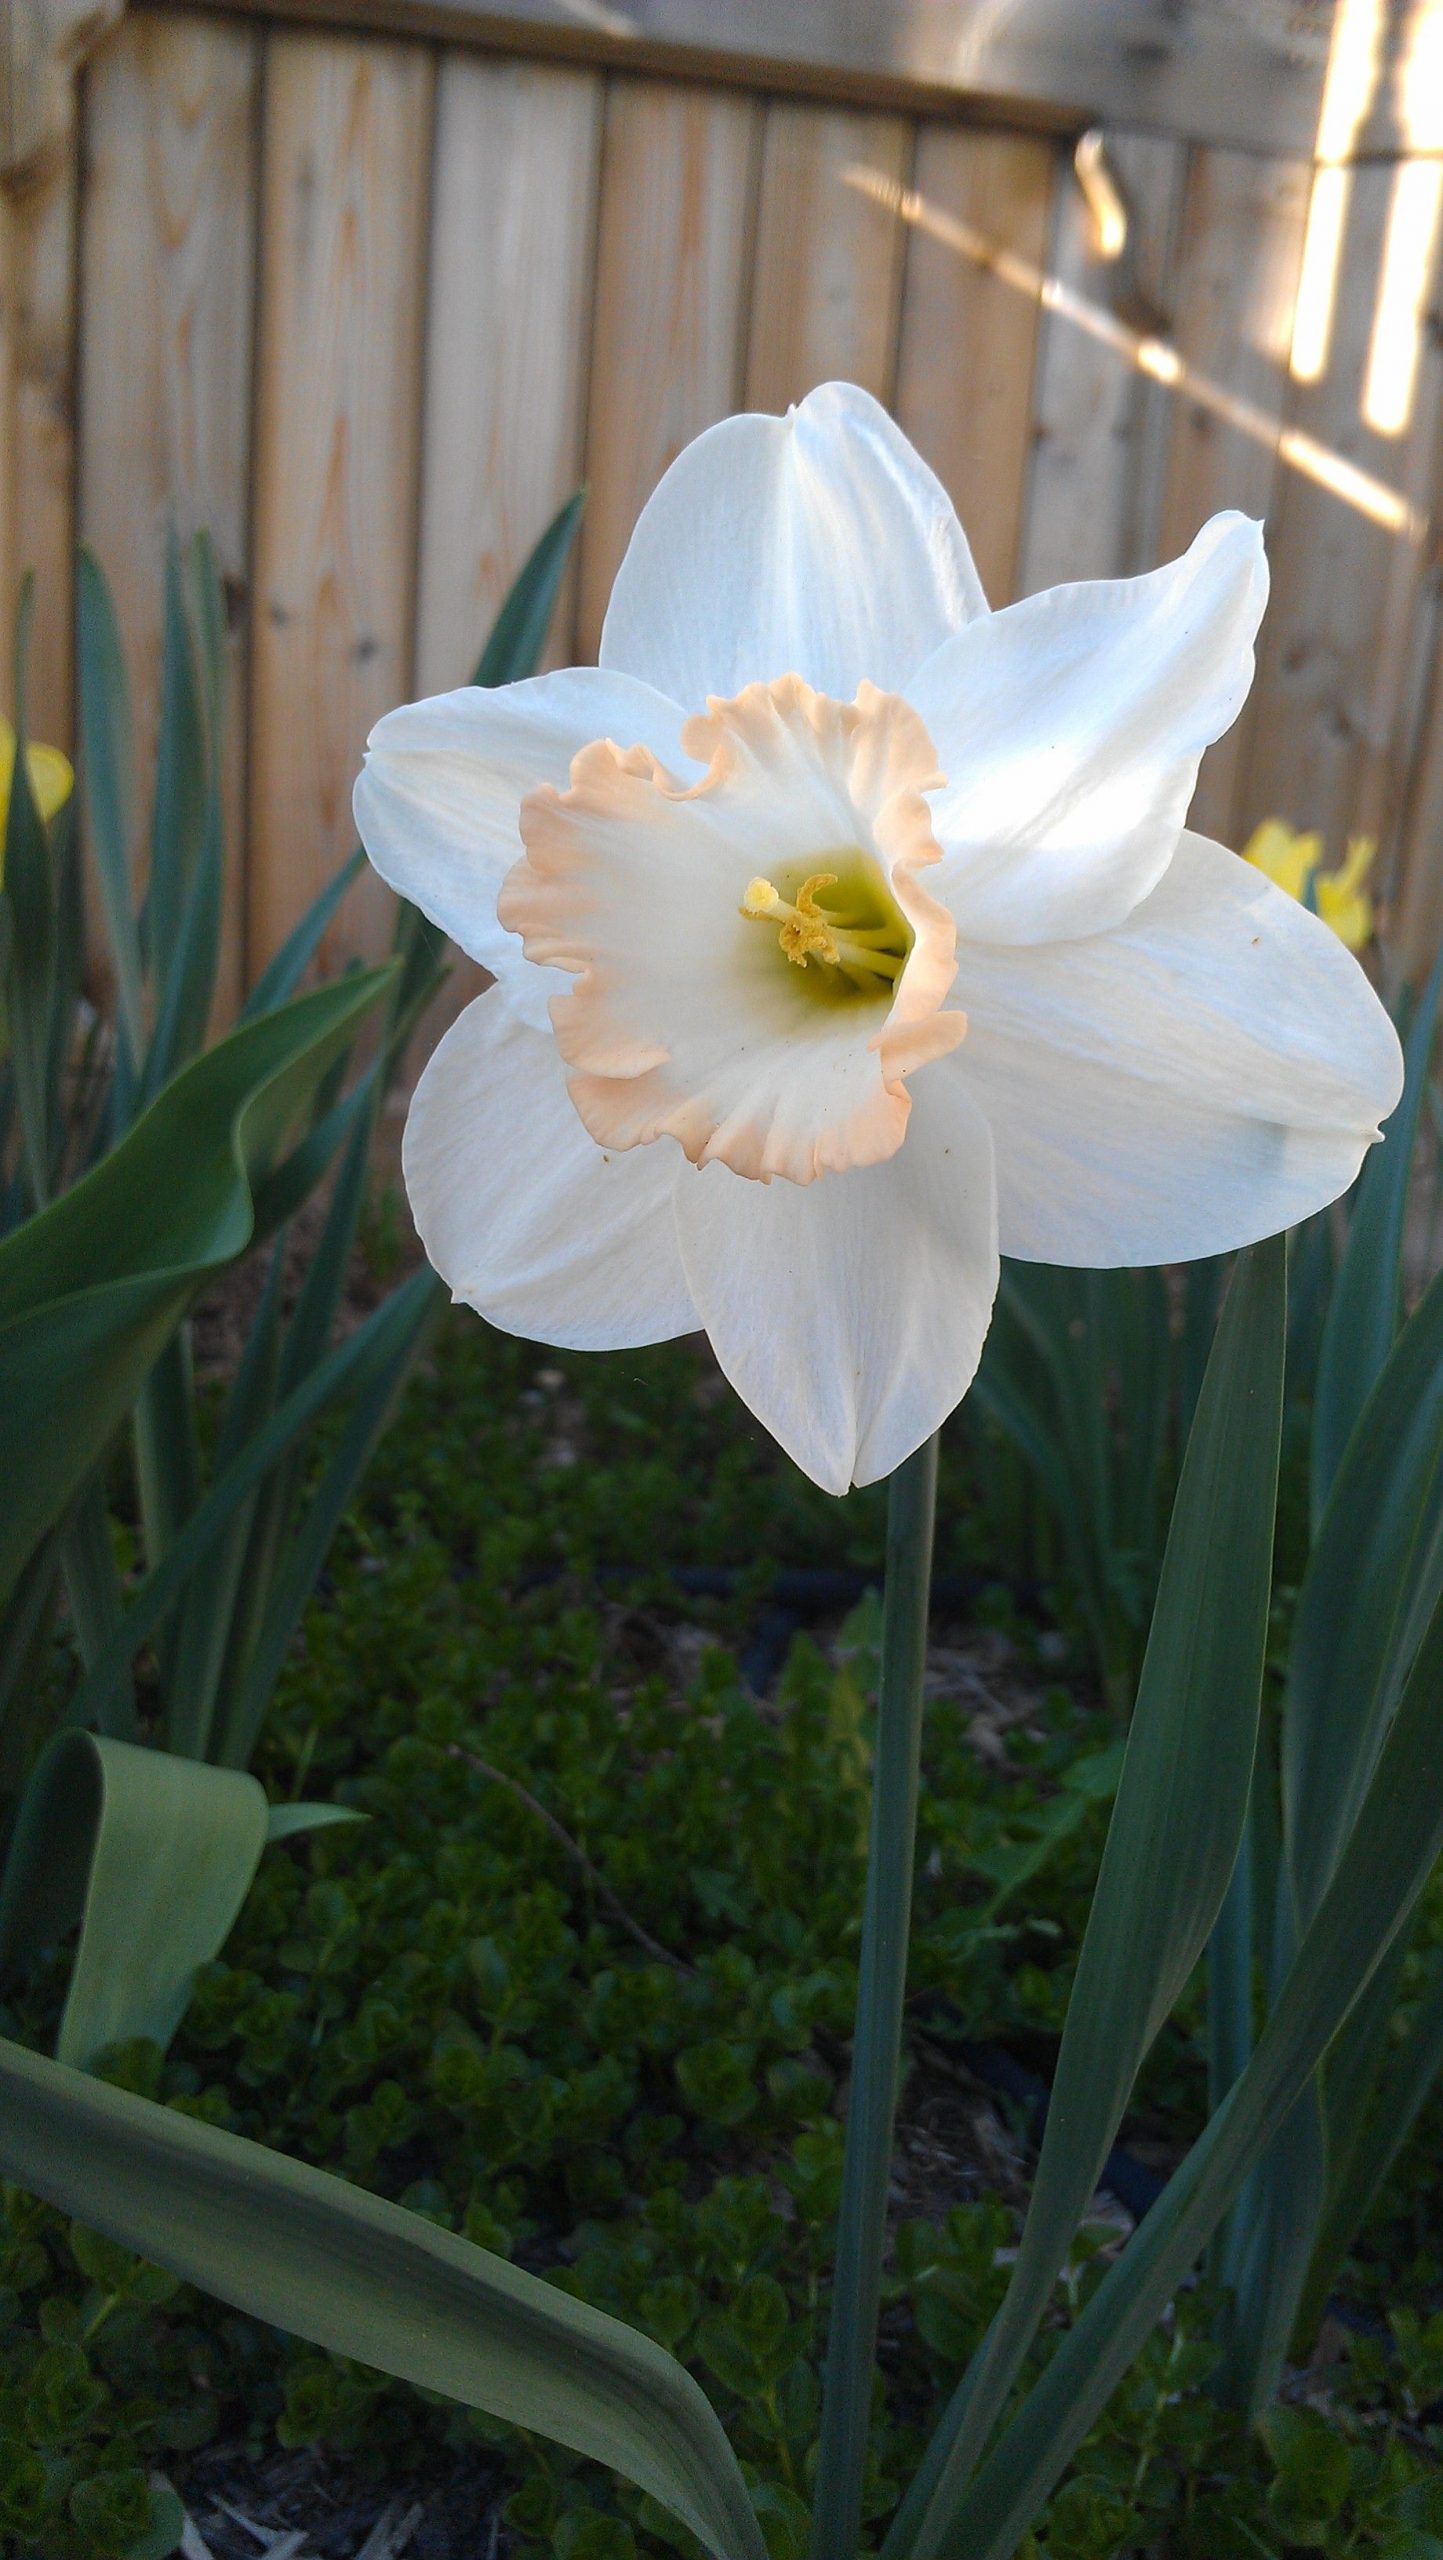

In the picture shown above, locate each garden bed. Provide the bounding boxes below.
[7,1307,1443,2560]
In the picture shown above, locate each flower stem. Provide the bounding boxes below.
[810,1434,938,2560]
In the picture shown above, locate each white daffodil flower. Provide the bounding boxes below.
[355,382,1402,1496]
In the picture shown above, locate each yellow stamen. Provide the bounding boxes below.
[741,871,905,984]
[742,872,840,967]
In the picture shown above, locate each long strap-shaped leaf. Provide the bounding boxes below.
[1302,1942,1443,2332]
[0,1733,267,2067]
[919,1572,1443,2560]
[885,1239,1285,2560]
[0,2037,766,2560]
[1311,955,1442,1524]
[472,489,585,687]
[1220,1251,1443,2407]
[211,1274,442,1771]
[0,969,392,1595]
[65,1270,436,1740]
[75,549,143,1063]
[1285,1257,1443,1928]
[3,586,56,1209]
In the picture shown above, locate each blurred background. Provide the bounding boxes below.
[4,0,1443,1037]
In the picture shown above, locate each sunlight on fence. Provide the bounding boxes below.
[844,163,1428,542]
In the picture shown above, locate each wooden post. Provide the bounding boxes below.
[1,0,122,741]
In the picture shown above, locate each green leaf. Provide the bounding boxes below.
[241,848,367,1023]
[140,784,224,1103]
[0,2036,767,2560]
[472,490,585,687]
[65,1268,437,1742]
[0,1732,267,2067]
[0,967,394,1596]
[209,1269,441,1770]
[1311,955,1441,1524]
[1284,1258,1443,1931]
[4,581,57,1206]
[1222,1253,1443,2409]
[887,1238,1285,2560]
[161,1246,288,1758]
[265,1802,367,1842]
[1214,2079,1326,2414]
[144,527,209,1014]
[0,1527,65,1795]
[1301,1941,1443,2335]
[123,2477,185,2560]
[75,548,143,1064]
[924,1568,1443,2560]
[59,1473,137,1739]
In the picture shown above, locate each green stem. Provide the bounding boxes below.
[810,1435,938,2560]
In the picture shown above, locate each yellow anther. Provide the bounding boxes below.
[741,863,911,990]
[741,872,841,968]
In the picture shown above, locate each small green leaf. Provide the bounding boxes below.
[472,490,585,688]
[0,1733,267,2067]
[266,1802,367,1843]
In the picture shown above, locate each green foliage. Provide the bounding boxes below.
[970,1257,1227,1709]
[0,496,582,2090]
[1210,1004,1443,2418]
[0,1307,1436,2558]
[0,1313,1100,2554]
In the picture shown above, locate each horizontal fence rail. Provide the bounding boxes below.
[4,0,1443,1032]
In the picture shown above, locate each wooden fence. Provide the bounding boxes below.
[4,0,1443,1030]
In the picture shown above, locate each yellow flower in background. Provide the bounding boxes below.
[0,712,73,841]
[1242,818,1376,952]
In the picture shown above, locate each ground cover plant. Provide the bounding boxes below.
[6,1306,1443,2560]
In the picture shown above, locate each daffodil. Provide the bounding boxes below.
[0,717,74,894]
[355,383,1401,1495]
[1241,817,1376,952]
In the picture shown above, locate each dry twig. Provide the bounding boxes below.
[446,1741,695,1976]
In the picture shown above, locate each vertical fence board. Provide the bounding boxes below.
[1157,145,1311,844]
[1016,133,1187,596]
[892,124,1054,608]
[1231,160,1443,904]
[19,6,1443,1002]
[745,101,910,414]
[0,104,77,745]
[1396,604,1443,976]
[248,28,433,975]
[79,12,259,1014]
[577,78,758,664]
[413,52,600,1046]
[415,55,600,696]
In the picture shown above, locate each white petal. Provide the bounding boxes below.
[404,991,696,1349]
[673,1071,998,1495]
[599,382,988,711]
[952,830,1404,1266]
[355,670,693,1030]
[907,513,1268,944]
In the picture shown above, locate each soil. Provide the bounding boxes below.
[172,2442,506,2560]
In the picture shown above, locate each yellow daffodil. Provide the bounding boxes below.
[358,383,1401,1495]
[0,716,74,889]
[1241,817,1376,952]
